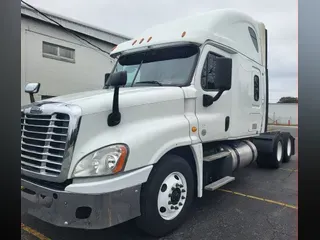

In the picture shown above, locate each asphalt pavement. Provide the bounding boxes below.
[21,125,298,240]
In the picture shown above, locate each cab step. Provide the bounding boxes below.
[204,176,235,191]
[203,151,230,162]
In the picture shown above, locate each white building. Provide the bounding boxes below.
[21,5,130,105]
[268,103,298,125]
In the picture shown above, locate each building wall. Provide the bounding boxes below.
[268,103,298,125]
[21,16,119,105]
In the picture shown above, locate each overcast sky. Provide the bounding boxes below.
[23,0,297,103]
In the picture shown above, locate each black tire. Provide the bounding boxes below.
[256,135,284,169]
[135,154,195,237]
[282,133,293,163]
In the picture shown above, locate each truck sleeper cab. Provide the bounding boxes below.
[21,9,295,237]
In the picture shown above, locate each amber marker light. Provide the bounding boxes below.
[112,145,128,174]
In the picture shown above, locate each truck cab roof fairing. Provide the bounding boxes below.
[111,9,266,66]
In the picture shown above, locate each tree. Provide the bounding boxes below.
[277,96,298,103]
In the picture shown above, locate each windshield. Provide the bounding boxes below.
[110,45,199,87]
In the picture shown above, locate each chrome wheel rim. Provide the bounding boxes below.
[287,138,292,156]
[157,172,187,220]
[277,141,283,162]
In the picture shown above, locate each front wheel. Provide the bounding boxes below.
[135,154,195,237]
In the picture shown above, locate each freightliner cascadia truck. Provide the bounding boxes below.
[21,9,295,237]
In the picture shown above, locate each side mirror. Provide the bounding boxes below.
[104,73,110,87]
[108,71,127,87]
[107,71,127,127]
[25,83,41,103]
[212,57,232,90]
[202,57,232,107]
[25,83,41,94]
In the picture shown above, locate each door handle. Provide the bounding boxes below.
[225,116,230,131]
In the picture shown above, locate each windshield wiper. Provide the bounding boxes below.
[135,81,163,86]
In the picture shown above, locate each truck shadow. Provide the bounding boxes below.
[22,194,224,240]
[22,214,157,240]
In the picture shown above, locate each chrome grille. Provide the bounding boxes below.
[21,112,70,176]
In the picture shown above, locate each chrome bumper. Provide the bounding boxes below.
[21,178,141,229]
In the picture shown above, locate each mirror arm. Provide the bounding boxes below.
[203,90,225,107]
[212,89,224,102]
[106,71,127,127]
[108,86,121,126]
[29,93,35,103]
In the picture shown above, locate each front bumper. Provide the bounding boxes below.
[21,178,141,229]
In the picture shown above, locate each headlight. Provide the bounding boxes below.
[72,144,129,178]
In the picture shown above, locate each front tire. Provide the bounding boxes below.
[135,154,195,237]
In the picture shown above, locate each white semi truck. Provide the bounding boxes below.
[21,9,295,237]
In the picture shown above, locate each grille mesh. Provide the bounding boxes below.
[21,112,70,176]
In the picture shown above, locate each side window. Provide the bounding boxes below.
[248,27,259,53]
[254,75,259,101]
[42,42,75,63]
[201,52,220,90]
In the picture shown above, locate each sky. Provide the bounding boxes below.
[23,0,297,103]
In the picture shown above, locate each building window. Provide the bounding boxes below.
[201,52,222,91]
[254,75,259,101]
[41,95,56,100]
[248,27,259,53]
[42,42,75,63]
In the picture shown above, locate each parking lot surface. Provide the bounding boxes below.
[21,126,298,240]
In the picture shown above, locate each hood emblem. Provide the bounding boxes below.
[30,106,42,114]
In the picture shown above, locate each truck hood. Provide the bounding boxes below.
[37,87,185,115]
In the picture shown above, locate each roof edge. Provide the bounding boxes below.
[21,4,132,45]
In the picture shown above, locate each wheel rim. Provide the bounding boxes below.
[157,172,187,221]
[287,138,292,157]
[277,141,283,162]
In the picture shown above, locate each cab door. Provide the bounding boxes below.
[194,44,233,142]
[249,67,263,133]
